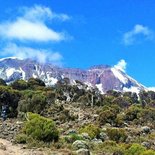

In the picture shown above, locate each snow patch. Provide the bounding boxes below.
[84,82,93,90]
[148,87,155,92]
[111,67,128,84]
[45,73,58,85]
[32,73,37,78]
[19,67,26,80]
[0,57,23,62]
[123,86,141,94]
[96,83,104,94]
[6,68,16,77]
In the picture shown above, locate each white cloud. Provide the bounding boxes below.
[114,59,127,72]
[0,5,70,42]
[0,19,65,42]
[22,5,70,22]
[2,43,63,64]
[123,24,153,45]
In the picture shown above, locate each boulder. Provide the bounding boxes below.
[81,133,91,141]
[76,149,90,155]
[72,140,89,150]
[141,141,151,149]
[0,142,6,150]
[99,132,108,141]
[141,126,150,134]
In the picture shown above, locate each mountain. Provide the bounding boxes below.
[0,57,145,93]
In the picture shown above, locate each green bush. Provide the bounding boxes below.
[115,113,125,127]
[23,112,59,142]
[124,105,142,122]
[98,110,115,125]
[18,91,47,114]
[106,128,127,143]
[15,133,27,144]
[64,134,83,143]
[27,78,45,90]
[11,80,28,90]
[79,124,101,139]
[141,150,155,155]
[125,143,146,155]
[93,140,125,154]
[0,78,7,86]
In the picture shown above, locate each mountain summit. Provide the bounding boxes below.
[0,57,145,93]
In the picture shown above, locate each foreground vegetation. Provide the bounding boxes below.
[1,77,155,154]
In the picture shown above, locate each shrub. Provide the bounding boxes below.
[23,112,59,142]
[15,133,27,144]
[18,91,47,114]
[0,78,7,86]
[79,124,101,139]
[11,80,28,90]
[106,128,127,143]
[115,114,125,127]
[98,110,115,125]
[93,140,125,154]
[64,134,83,143]
[125,143,146,155]
[141,150,155,155]
[124,105,142,122]
[28,78,45,89]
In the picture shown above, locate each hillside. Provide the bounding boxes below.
[0,78,155,154]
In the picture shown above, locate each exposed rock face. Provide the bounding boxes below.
[0,57,145,93]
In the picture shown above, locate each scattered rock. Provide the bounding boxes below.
[67,129,77,135]
[91,138,102,144]
[126,135,132,143]
[81,133,91,141]
[141,126,150,134]
[141,141,151,149]
[72,140,89,150]
[0,142,6,150]
[76,148,90,155]
[99,132,108,141]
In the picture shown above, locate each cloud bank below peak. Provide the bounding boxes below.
[1,43,63,65]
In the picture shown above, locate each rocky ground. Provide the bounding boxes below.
[1,117,155,155]
[0,119,73,155]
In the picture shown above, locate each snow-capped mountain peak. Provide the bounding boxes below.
[0,57,146,93]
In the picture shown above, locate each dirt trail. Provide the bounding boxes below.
[0,138,48,155]
[0,138,72,155]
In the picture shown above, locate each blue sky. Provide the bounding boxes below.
[0,0,155,87]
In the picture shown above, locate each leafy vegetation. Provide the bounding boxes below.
[23,112,59,142]
[79,124,101,139]
[1,78,155,154]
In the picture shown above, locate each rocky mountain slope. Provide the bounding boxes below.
[0,57,145,93]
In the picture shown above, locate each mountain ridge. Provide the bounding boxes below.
[0,57,147,93]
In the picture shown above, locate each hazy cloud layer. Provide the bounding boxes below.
[2,43,63,64]
[122,24,154,45]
